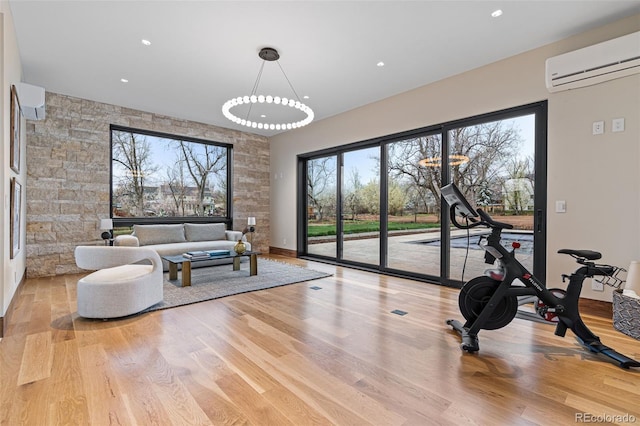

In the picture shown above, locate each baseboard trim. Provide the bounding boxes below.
[269,246,298,258]
[579,297,612,319]
[1,271,27,338]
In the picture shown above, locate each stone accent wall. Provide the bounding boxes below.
[26,92,270,277]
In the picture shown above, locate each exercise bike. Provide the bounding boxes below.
[441,183,640,369]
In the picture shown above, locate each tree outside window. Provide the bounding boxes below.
[111,127,231,221]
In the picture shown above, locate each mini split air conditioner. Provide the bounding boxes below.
[545,31,640,93]
[15,82,46,120]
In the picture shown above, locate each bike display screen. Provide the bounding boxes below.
[441,183,478,219]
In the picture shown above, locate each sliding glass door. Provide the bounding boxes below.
[306,155,337,258]
[300,102,546,286]
[385,133,442,277]
[446,113,540,283]
[341,147,380,265]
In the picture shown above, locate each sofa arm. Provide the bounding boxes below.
[225,230,246,242]
[114,235,140,247]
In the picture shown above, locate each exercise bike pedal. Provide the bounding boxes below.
[554,320,568,337]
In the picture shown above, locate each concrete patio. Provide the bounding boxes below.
[307,228,534,283]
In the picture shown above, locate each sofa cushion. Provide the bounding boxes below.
[184,223,226,242]
[133,224,186,246]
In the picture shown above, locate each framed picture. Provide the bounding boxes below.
[10,84,21,173]
[10,178,22,259]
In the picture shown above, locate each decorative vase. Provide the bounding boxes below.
[234,240,247,255]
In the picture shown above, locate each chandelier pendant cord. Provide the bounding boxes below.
[246,61,266,121]
[276,61,302,102]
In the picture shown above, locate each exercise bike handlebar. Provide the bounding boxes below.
[448,204,514,231]
[476,208,514,230]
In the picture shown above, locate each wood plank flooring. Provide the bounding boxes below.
[1,255,639,425]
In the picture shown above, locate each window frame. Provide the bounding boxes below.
[297,101,547,286]
[109,124,233,229]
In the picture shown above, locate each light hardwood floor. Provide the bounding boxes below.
[1,255,639,425]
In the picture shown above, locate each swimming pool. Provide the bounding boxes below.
[417,232,534,255]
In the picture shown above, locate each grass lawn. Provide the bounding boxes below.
[308,221,440,237]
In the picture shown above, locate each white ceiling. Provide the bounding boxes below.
[9,1,640,137]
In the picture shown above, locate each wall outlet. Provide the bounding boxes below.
[592,121,604,135]
[591,279,604,292]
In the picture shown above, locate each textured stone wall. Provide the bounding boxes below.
[26,92,270,277]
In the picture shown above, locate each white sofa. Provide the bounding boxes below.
[114,223,251,271]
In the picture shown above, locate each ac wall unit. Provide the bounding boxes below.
[545,31,640,93]
[15,82,46,120]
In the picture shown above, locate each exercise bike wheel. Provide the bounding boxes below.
[535,288,567,323]
[459,276,518,330]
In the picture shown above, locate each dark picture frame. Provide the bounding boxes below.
[10,84,21,173]
[10,178,22,259]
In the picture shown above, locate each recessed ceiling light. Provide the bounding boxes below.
[120,78,129,83]
[303,95,309,99]
[260,114,266,118]
[377,61,385,67]
[141,39,151,46]
[491,9,503,18]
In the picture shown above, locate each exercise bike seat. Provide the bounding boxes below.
[558,249,602,260]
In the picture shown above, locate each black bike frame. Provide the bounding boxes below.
[465,223,598,340]
[445,186,640,368]
[454,217,563,333]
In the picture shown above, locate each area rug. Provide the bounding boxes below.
[145,258,331,312]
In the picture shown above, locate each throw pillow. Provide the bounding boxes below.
[184,223,226,242]
[133,224,186,246]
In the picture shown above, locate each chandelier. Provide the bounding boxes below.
[418,154,470,168]
[222,47,314,131]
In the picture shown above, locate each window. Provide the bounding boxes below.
[298,102,547,285]
[110,126,232,225]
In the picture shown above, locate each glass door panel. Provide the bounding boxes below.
[341,147,380,265]
[306,155,338,258]
[385,134,442,276]
[447,114,536,282]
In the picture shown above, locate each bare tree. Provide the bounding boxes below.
[179,142,226,216]
[503,156,534,213]
[344,169,363,220]
[450,122,522,200]
[307,157,336,221]
[165,158,189,216]
[112,131,159,215]
[387,134,442,215]
[387,181,408,216]
[360,180,380,215]
[387,121,522,217]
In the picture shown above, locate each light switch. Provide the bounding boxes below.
[612,118,625,132]
[555,200,566,213]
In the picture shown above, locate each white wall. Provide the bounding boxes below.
[269,14,640,302]
[1,3,26,318]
